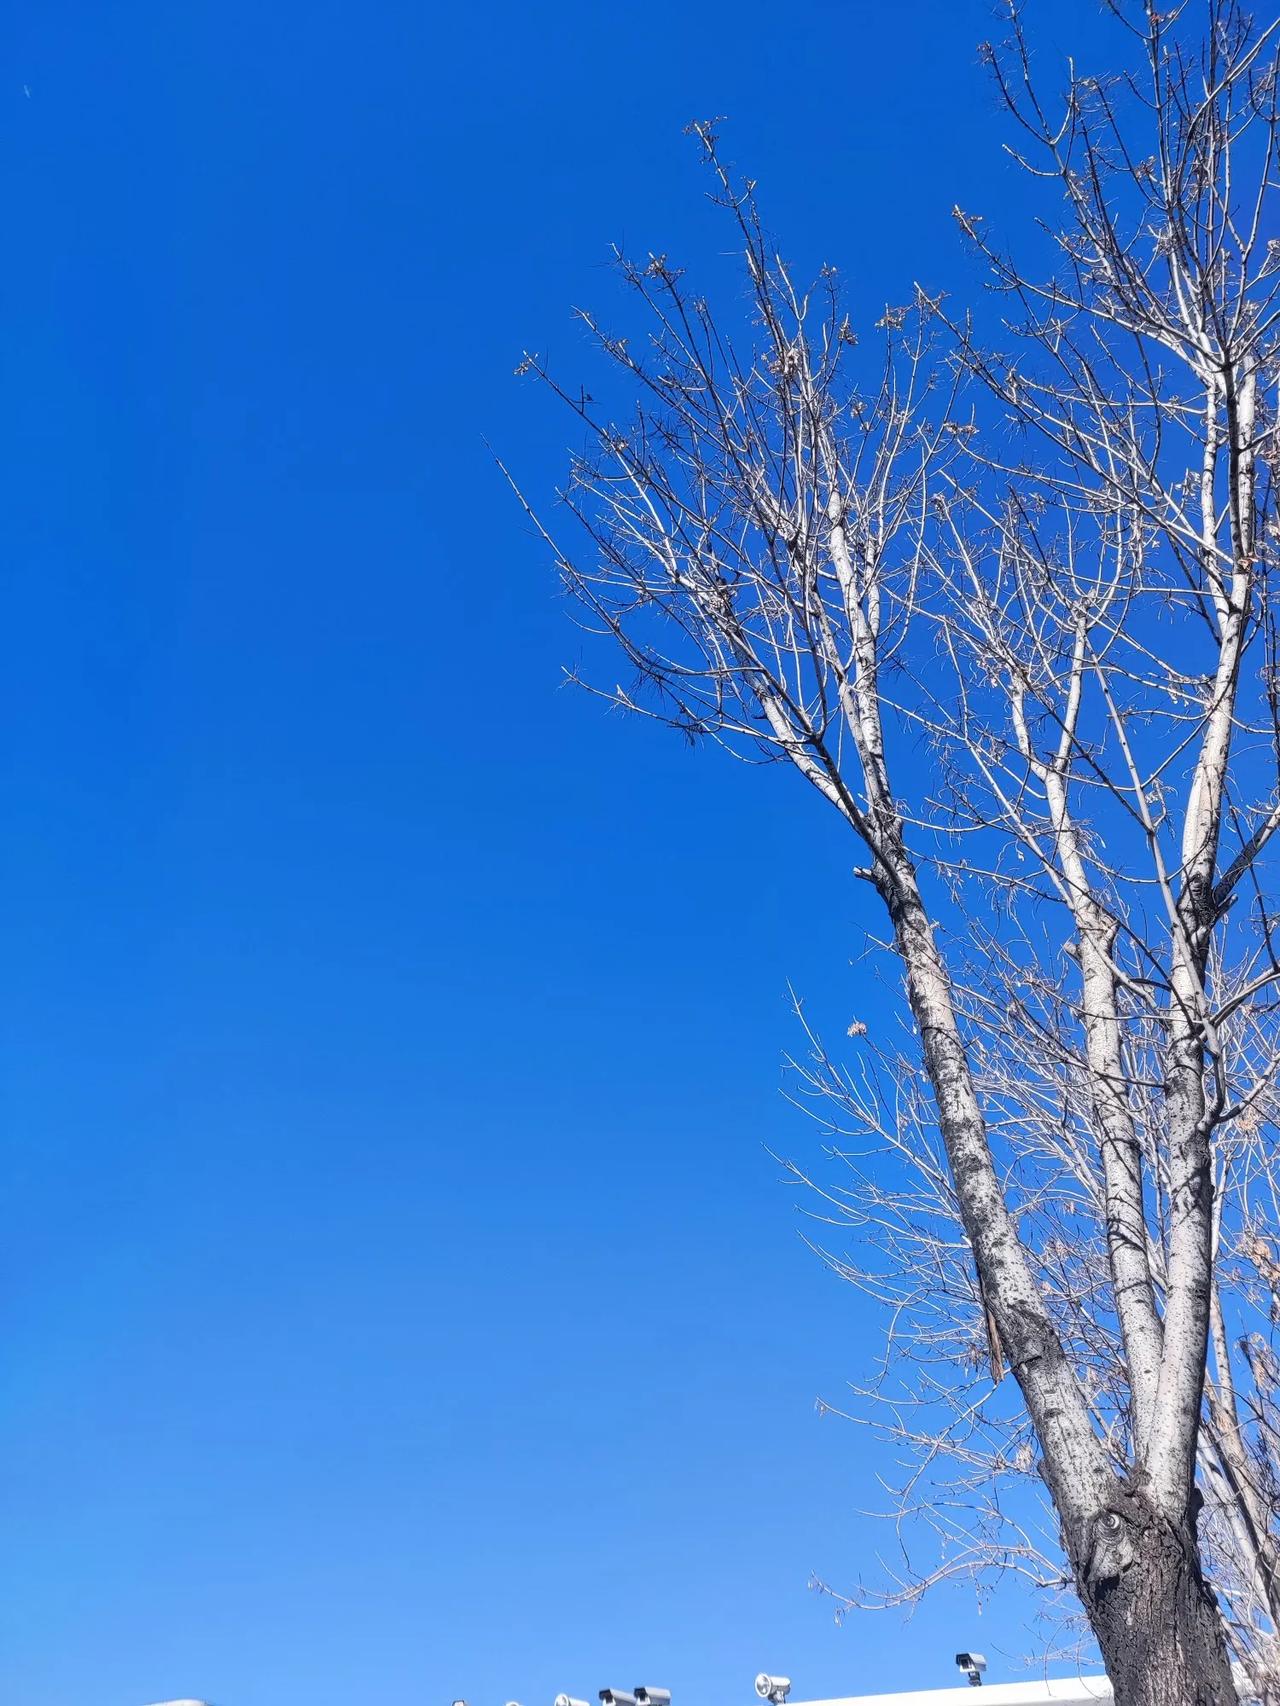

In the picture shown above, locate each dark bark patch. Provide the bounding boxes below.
[1073,1482,1235,1706]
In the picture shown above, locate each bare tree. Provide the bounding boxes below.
[788,943,1280,1693]
[507,5,1280,1701]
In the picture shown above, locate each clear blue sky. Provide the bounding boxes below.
[2,4,1121,1704]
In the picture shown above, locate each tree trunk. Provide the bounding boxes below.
[1071,1484,1237,1706]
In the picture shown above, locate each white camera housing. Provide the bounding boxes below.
[755,1676,792,1704]
[600,1691,637,1706]
[635,1689,670,1705]
[955,1652,987,1687]
[556,1696,590,1706]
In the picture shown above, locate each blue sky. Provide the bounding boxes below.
[2,4,1121,1704]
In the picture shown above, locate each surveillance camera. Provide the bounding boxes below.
[955,1653,987,1688]
[556,1695,590,1706]
[599,1690,637,1706]
[635,1689,670,1705]
[755,1675,791,1704]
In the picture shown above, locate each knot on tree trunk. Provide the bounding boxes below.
[1074,1480,1235,1706]
[1084,1480,1158,1598]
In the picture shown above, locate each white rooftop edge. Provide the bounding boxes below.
[792,1669,1268,1706]
[792,1680,1109,1706]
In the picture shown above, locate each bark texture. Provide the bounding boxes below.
[1071,1485,1235,1706]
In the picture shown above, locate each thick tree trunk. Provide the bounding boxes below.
[1069,1485,1237,1706]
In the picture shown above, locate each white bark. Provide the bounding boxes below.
[513,6,1280,1696]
